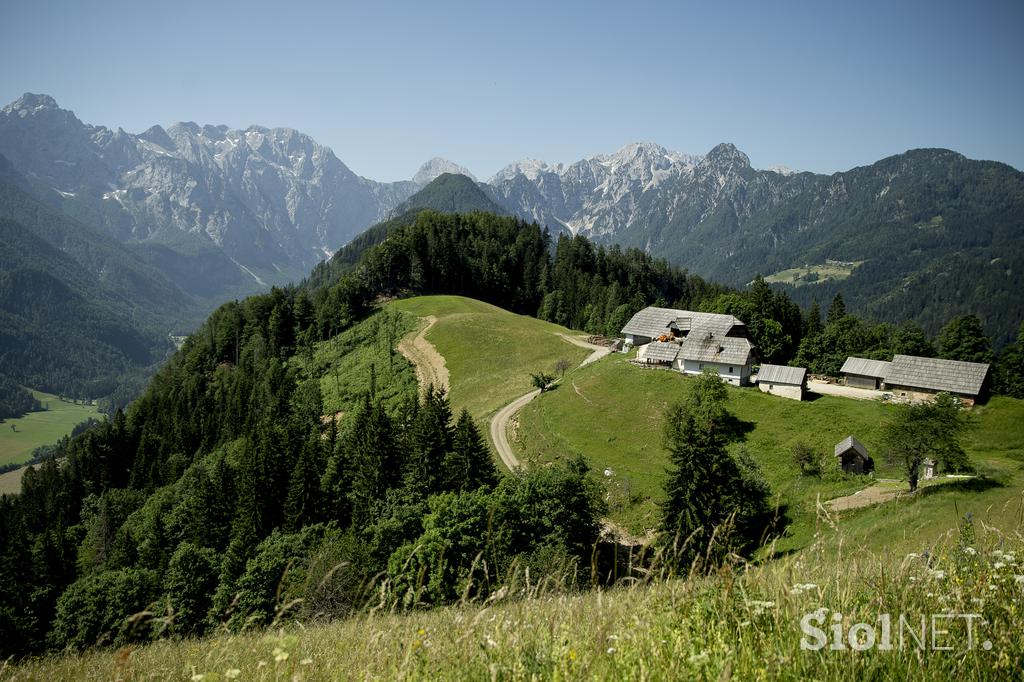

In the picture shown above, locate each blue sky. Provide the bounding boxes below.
[1,0,1021,181]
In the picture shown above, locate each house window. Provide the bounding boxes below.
[699,363,704,370]
[729,367,733,373]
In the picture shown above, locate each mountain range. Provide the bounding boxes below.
[2,93,1022,350]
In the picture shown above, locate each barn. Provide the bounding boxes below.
[883,355,990,406]
[834,436,873,474]
[621,306,756,385]
[840,357,891,390]
[755,364,807,400]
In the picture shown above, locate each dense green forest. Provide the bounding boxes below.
[0,373,41,421]
[1,209,1021,658]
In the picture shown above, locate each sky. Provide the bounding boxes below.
[1,0,1021,182]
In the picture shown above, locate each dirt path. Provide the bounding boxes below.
[825,484,901,511]
[397,316,450,395]
[556,334,612,366]
[490,388,541,471]
[490,334,611,472]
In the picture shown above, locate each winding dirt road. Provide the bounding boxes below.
[490,335,611,472]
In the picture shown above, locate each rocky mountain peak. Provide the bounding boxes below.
[702,142,751,169]
[2,93,61,115]
[413,157,476,186]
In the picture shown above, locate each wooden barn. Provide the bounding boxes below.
[840,357,891,390]
[755,364,807,400]
[883,355,990,406]
[834,436,873,474]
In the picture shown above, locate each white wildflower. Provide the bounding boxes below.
[929,569,946,580]
[994,562,1006,570]
[790,582,818,596]
[273,647,289,663]
[300,658,313,666]
[688,651,709,664]
[607,647,617,655]
[225,671,241,680]
[964,547,977,556]
[1015,575,1024,585]
[191,675,205,682]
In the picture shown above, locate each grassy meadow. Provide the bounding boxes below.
[388,296,590,424]
[513,353,1024,553]
[0,389,100,467]
[6,519,1022,681]
[764,261,864,287]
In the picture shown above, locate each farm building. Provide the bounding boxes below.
[637,341,679,366]
[755,364,807,400]
[834,436,873,475]
[621,307,756,385]
[840,357,891,390]
[883,355,989,405]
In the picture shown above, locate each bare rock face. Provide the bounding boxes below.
[0,94,424,288]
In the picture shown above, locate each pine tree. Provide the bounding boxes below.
[660,369,770,568]
[444,409,499,491]
[405,386,453,495]
[284,431,324,531]
[826,293,846,326]
[346,397,402,527]
[804,300,823,338]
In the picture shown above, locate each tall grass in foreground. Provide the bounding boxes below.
[5,496,1024,681]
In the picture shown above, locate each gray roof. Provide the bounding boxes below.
[682,334,754,366]
[885,355,989,396]
[642,341,680,363]
[840,357,892,378]
[621,306,755,366]
[835,435,869,459]
[621,307,744,340]
[756,364,807,385]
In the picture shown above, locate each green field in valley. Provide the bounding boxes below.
[513,353,1024,553]
[0,389,100,467]
[764,260,864,286]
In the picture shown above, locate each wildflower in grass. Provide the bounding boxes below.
[606,647,617,655]
[224,670,241,680]
[191,675,205,682]
[273,646,289,663]
[688,651,709,664]
[1015,575,1024,585]
[964,547,977,556]
[300,658,312,666]
[928,569,946,580]
[789,583,818,596]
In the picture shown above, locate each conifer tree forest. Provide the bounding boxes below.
[1,209,1022,657]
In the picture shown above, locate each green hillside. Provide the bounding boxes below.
[389,296,590,422]
[513,353,1024,551]
[391,173,506,217]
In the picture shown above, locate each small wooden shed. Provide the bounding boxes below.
[756,364,807,400]
[834,436,874,474]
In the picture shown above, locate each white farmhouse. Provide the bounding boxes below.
[621,306,756,386]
